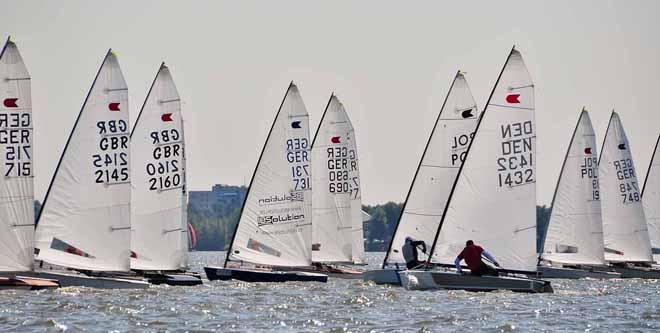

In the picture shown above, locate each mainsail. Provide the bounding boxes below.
[642,134,660,261]
[130,63,187,271]
[35,50,131,272]
[347,109,365,264]
[383,71,479,267]
[541,109,605,265]
[225,83,312,267]
[428,48,537,271]
[311,95,353,263]
[599,112,652,263]
[0,38,34,272]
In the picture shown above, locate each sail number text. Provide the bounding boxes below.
[613,158,640,203]
[581,156,599,200]
[93,120,129,184]
[287,138,310,191]
[497,121,534,187]
[146,129,182,191]
[326,146,359,198]
[0,112,31,177]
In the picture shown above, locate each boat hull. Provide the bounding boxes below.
[0,276,60,290]
[143,272,203,286]
[399,270,553,293]
[28,271,149,289]
[285,265,363,279]
[204,266,328,283]
[609,266,660,279]
[534,266,621,279]
[362,269,402,285]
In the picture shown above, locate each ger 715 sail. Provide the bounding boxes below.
[130,63,201,286]
[33,50,147,288]
[204,83,327,282]
[0,37,59,289]
[399,47,552,293]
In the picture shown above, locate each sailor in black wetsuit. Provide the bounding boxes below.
[402,236,427,269]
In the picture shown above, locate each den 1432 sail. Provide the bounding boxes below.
[35,50,131,272]
[0,37,35,272]
[225,83,312,267]
[541,110,605,265]
[131,63,188,271]
[428,48,537,272]
[599,112,652,263]
[311,95,354,263]
[383,71,479,267]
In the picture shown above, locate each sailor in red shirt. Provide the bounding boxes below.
[454,240,500,276]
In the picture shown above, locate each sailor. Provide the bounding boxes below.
[454,240,500,276]
[402,236,427,269]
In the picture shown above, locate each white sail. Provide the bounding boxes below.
[643,134,660,261]
[541,110,605,265]
[227,83,312,267]
[130,64,187,271]
[311,96,353,263]
[430,49,537,271]
[599,112,652,263]
[0,38,34,272]
[384,72,479,266]
[347,110,366,264]
[35,50,131,272]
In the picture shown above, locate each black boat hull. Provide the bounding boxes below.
[204,266,328,283]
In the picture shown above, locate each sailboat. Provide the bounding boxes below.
[287,94,364,279]
[130,63,202,286]
[33,50,149,288]
[348,112,367,266]
[363,70,480,285]
[536,109,619,278]
[203,83,327,283]
[399,47,552,293]
[642,133,660,262]
[0,37,59,290]
[598,112,660,278]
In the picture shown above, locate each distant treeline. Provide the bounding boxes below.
[33,185,553,252]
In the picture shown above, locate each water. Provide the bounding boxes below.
[1,252,659,332]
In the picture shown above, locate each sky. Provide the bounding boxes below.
[1,0,659,205]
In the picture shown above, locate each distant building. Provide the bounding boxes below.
[189,184,247,217]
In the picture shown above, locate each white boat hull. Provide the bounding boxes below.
[28,270,149,289]
[535,266,621,279]
[362,269,402,285]
[399,270,553,293]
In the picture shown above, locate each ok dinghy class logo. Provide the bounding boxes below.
[3,98,18,108]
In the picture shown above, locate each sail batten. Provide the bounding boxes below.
[0,39,35,272]
[383,71,479,267]
[428,48,538,272]
[541,110,605,265]
[35,50,131,272]
[600,112,652,263]
[130,64,187,271]
[226,83,312,267]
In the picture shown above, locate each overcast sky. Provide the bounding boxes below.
[2,0,659,205]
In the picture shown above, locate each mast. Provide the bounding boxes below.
[223,82,295,267]
[381,70,462,269]
[538,108,586,260]
[37,49,113,224]
[426,46,517,265]
[642,133,660,197]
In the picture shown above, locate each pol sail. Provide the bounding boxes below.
[383,71,479,267]
[643,134,660,261]
[311,95,353,263]
[599,112,652,263]
[35,50,131,272]
[428,48,537,271]
[225,83,312,267]
[130,63,187,271]
[0,37,34,272]
[541,109,605,266]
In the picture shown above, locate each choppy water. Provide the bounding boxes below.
[1,252,659,332]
